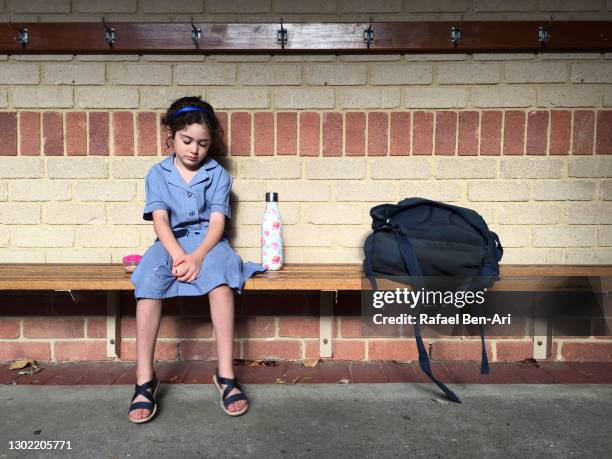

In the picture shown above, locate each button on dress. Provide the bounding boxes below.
[130,153,266,300]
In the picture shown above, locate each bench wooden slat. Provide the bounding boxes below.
[0,264,610,292]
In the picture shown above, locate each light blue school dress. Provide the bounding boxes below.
[130,152,266,300]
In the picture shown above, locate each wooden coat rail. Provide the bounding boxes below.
[0,21,611,54]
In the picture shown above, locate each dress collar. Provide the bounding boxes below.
[160,153,218,189]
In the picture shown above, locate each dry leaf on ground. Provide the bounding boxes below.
[303,357,321,368]
[337,378,351,384]
[9,360,36,371]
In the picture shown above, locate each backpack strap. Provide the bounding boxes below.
[395,231,461,403]
[363,234,379,291]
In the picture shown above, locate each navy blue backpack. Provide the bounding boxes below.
[363,197,504,402]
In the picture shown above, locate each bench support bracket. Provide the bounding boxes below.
[106,291,120,358]
[532,317,552,360]
[320,290,337,358]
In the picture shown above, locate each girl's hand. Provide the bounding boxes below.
[172,252,204,283]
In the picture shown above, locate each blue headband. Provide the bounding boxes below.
[171,106,211,119]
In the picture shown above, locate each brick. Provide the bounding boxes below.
[276,0,337,12]
[368,340,419,360]
[12,0,70,13]
[533,181,595,201]
[322,112,342,157]
[141,0,202,13]
[299,112,320,156]
[275,88,335,109]
[42,112,64,156]
[119,340,178,361]
[571,63,612,84]
[498,204,560,224]
[505,62,567,83]
[596,111,612,155]
[336,181,396,202]
[136,112,157,156]
[565,249,612,264]
[88,112,109,156]
[479,111,502,155]
[0,204,41,224]
[44,63,105,85]
[473,1,536,12]
[0,112,17,156]
[468,180,529,202]
[338,87,396,110]
[367,112,388,156]
[0,64,39,84]
[20,112,40,156]
[77,88,137,109]
[241,158,301,179]
[488,225,530,248]
[403,0,469,12]
[431,341,493,360]
[234,317,275,338]
[0,319,20,338]
[568,158,612,178]
[254,112,274,156]
[412,111,433,155]
[601,181,612,200]
[404,87,467,109]
[399,181,463,202]
[108,64,171,86]
[45,203,106,224]
[47,157,107,179]
[178,341,216,360]
[12,227,74,247]
[346,112,366,156]
[235,202,300,225]
[230,112,251,156]
[503,111,525,155]
[24,318,83,338]
[305,64,366,86]
[501,158,563,179]
[435,111,457,156]
[533,227,597,247]
[112,112,134,156]
[66,112,87,156]
[157,317,213,339]
[242,340,301,360]
[495,341,533,361]
[74,0,137,12]
[538,86,601,108]
[304,158,365,180]
[279,317,320,337]
[436,158,496,179]
[572,110,595,155]
[283,225,334,247]
[549,110,571,155]
[566,203,612,224]
[370,63,432,85]
[277,112,297,155]
[0,342,51,361]
[142,88,202,109]
[438,62,500,84]
[264,181,329,202]
[561,343,612,362]
[241,64,300,86]
[304,204,364,224]
[175,64,236,86]
[526,111,548,155]
[389,112,410,156]
[206,88,269,109]
[458,111,478,156]
[371,158,431,179]
[598,227,612,246]
[470,86,534,108]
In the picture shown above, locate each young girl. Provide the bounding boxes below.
[128,96,266,423]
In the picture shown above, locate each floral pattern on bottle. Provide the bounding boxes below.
[261,201,283,270]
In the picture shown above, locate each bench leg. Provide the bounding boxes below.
[106,291,120,358]
[532,317,552,360]
[320,291,336,358]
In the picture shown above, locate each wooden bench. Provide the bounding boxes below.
[1,264,610,360]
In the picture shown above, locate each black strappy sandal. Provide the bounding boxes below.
[213,368,249,417]
[128,374,160,424]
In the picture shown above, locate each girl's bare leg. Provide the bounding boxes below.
[128,298,162,421]
[209,285,247,413]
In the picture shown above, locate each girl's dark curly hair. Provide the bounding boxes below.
[161,96,224,158]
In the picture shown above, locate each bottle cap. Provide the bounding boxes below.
[265,192,278,202]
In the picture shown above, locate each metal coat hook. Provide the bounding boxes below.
[277,17,287,49]
[538,14,553,45]
[191,17,201,48]
[363,17,374,48]
[102,17,115,46]
[451,15,463,46]
[8,20,28,46]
